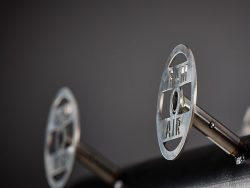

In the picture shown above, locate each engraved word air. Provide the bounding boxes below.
[164,117,183,142]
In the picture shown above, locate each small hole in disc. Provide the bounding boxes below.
[161,91,171,119]
[164,137,182,151]
[170,53,187,68]
[49,132,57,154]
[58,98,69,108]
[58,131,64,148]
[53,170,66,181]
[182,83,191,101]
[172,91,178,114]
[65,122,73,148]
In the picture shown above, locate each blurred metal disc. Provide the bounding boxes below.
[44,88,80,188]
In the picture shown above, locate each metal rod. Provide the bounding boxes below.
[75,143,123,187]
[183,97,243,159]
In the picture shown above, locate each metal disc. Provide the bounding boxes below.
[44,88,80,188]
[156,44,197,160]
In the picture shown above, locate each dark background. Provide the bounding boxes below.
[1,1,250,187]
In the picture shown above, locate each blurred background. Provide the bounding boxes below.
[1,1,250,187]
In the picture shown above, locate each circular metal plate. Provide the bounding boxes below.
[156,44,197,160]
[44,88,80,188]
